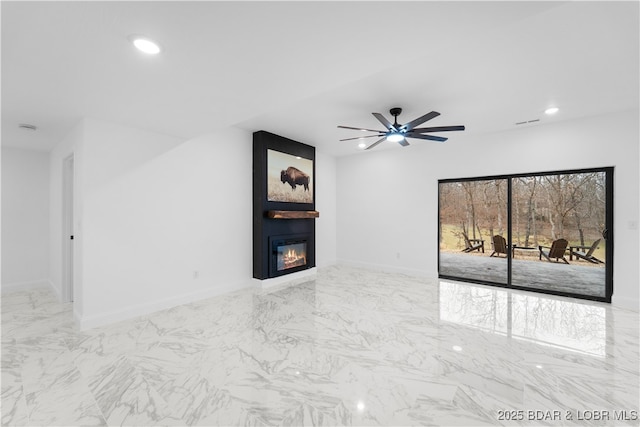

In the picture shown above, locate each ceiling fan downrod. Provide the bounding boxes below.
[389,107,402,128]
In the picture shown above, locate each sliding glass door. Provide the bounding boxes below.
[438,167,612,302]
[439,179,508,285]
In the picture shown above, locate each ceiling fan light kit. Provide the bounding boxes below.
[338,107,465,150]
[386,133,405,143]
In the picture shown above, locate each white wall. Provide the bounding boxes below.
[81,129,250,328]
[337,109,639,311]
[2,148,50,290]
[316,151,337,267]
[77,119,185,327]
[81,119,186,194]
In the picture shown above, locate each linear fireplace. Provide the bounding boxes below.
[270,234,309,277]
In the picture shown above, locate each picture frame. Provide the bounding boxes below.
[267,149,314,204]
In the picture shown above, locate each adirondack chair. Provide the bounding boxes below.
[490,235,508,257]
[570,239,604,264]
[462,234,484,253]
[538,239,569,264]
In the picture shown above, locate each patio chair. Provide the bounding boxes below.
[490,235,508,258]
[538,239,569,264]
[461,234,484,253]
[570,239,603,264]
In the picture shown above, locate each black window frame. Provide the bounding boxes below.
[438,166,614,303]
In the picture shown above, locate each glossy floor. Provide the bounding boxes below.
[2,265,639,426]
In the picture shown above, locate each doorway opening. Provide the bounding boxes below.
[62,154,74,303]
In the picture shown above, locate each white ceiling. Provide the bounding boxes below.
[2,1,638,157]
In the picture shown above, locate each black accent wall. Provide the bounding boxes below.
[252,131,316,279]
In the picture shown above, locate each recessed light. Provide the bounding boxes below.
[358,143,366,149]
[545,107,559,115]
[536,365,543,369]
[356,401,365,412]
[129,35,161,55]
[452,345,463,352]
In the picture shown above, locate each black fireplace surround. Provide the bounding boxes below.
[253,131,316,279]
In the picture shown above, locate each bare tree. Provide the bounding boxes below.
[522,176,538,247]
[461,181,479,241]
[439,172,606,253]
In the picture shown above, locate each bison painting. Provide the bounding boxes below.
[267,149,313,203]
[281,167,310,191]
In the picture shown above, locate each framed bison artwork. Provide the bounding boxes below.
[267,149,313,203]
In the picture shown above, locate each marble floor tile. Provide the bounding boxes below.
[1,359,29,426]
[1,265,638,426]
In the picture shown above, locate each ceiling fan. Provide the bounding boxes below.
[338,107,465,150]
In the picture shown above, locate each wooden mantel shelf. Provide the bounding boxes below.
[266,210,320,219]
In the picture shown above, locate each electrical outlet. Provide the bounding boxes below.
[396,252,400,259]
[193,271,199,279]
[629,220,638,230]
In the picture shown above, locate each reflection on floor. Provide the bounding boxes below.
[2,265,637,426]
[439,281,606,357]
[440,252,606,297]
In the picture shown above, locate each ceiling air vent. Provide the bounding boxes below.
[515,119,540,126]
[18,123,37,131]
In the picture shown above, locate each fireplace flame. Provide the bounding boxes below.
[282,247,306,270]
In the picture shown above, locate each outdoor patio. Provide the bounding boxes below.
[439,252,606,297]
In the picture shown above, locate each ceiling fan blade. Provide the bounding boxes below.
[397,139,410,147]
[372,113,396,131]
[411,125,465,133]
[337,125,386,133]
[365,137,387,150]
[339,134,384,142]
[402,111,440,131]
[407,133,448,143]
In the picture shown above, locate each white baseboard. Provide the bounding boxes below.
[1,279,57,295]
[73,309,82,327]
[77,280,253,330]
[253,267,317,290]
[316,259,338,268]
[49,280,62,301]
[612,295,640,312]
[337,259,438,280]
